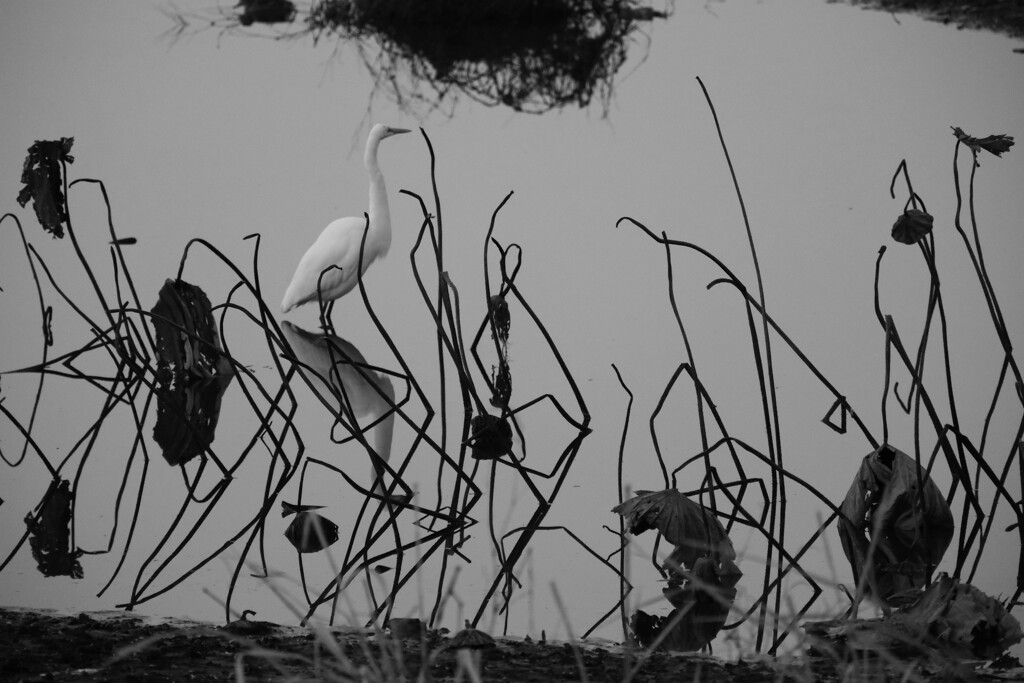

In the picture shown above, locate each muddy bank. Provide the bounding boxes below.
[5,607,1024,682]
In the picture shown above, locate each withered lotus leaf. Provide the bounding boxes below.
[613,489,738,570]
[469,412,513,459]
[952,126,1015,160]
[150,279,234,466]
[17,137,74,238]
[838,445,954,607]
[616,489,741,651]
[284,510,340,553]
[24,478,83,578]
[891,209,933,245]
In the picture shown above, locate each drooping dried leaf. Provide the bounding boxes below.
[17,138,74,238]
[838,445,954,606]
[891,209,933,245]
[952,126,1015,160]
[284,510,340,553]
[612,489,738,571]
[490,359,512,409]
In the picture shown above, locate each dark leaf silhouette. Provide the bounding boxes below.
[150,279,234,466]
[613,489,739,571]
[952,126,1015,161]
[17,138,74,238]
[284,510,340,553]
[24,478,83,578]
[306,0,668,113]
[838,445,954,607]
[237,0,295,25]
[468,412,512,459]
[635,555,739,651]
[489,359,512,409]
[891,208,933,245]
[616,490,741,651]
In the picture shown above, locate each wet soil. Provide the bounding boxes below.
[4,607,1023,682]
[0,607,808,682]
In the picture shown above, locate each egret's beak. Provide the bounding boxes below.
[388,127,411,136]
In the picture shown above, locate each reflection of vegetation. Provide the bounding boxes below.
[1,93,1021,675]
[0,129,593,643]
[168,0,670,115]
[836,0,1024,39]
[24,479,83,578]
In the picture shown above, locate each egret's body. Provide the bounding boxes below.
[281,124,409,314]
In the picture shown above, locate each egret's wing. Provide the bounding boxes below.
[282,216,370,310]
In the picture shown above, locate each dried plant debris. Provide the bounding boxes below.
[952,126,1015,165]
[896,574,1023,660]
[17,138,74,238]
[805,576,1022,669]
[488,295,510,345]
[613,489,739,571]
[631,555,740,651]
[304,0,668,113]
[468,412,513,459]
[838,445,955,607]
[24,478,83,579]
[891,208,934,245]
[150,278,235,466]
[615,490,742,651]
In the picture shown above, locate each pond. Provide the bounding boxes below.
[1,0,1022,663]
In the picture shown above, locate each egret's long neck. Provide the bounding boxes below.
[364,137,392,255]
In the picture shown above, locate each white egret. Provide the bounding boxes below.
[281,124,410,315]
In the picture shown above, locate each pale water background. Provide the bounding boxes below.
[2,0,1023,655]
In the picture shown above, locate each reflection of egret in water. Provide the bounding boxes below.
[281,322,401,499]
[179,2,670,115]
